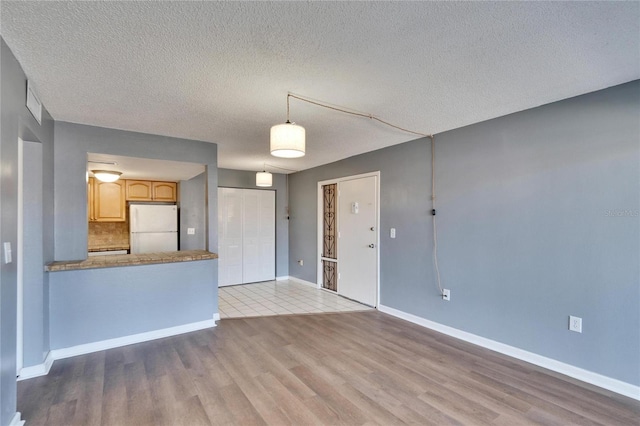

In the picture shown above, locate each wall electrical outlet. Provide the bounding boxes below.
[298,259,303,266]
[569,316,582,333]
[442,289,450,301]
[390,228,396,238]
[187,228,195,235]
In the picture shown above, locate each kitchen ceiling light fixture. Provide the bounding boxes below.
[92,170,122,183]
[270,94,305,158]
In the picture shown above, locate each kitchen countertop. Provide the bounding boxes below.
[46,250,218,272]
[88,245,130,252]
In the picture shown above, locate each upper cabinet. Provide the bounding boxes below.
[152,181,178,202]
[88,179,178,223]
[125,180,177,202]
[89,177,126,222]
[126,180,153,201]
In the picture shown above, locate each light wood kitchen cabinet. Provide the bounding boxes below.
[88,179,95,221]
[126,180,153,201]
[152,181,177,202]
[125,180,177,202]
[89,177,126,222]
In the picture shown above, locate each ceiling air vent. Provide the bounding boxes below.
[26,80,42,125]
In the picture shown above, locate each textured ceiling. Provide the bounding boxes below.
[1,2,638,173]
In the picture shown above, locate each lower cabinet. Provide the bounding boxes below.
[218,188,275,286]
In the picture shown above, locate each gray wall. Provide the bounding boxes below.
[0,38,55,426]
[288,81,640,386]
[54,121,218,260]
[22,142,45,367]
[180,172,206,250]
[219,168,289,277]
[49,260,216,349]
[51,122,219,352]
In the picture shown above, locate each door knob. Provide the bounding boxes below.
[368,244,375,248]
[370,227,375,231]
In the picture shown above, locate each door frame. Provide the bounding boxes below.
[17,138,24,374]
[316,171,380,307]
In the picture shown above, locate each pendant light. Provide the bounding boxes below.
[271,94,305,158]
[92,170,122,182]
[256,169,272,187]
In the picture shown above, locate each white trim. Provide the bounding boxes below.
[287,276,319,288]
[9,412,25,426]
[51,319,216,361]
[316,181,323,288]
[276,275,289,281]
[378,304,640,401]
[17,351,54,381]
[17,138,24,375]
[16,319,217,380]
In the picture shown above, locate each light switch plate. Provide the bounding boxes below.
[3,242,12,264]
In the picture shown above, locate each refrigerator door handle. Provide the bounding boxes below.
[133,206,138,230]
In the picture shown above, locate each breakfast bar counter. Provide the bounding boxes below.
[47,249,218,351]
[46,249,218,272]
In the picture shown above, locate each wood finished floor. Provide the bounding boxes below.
[18,311,640,425]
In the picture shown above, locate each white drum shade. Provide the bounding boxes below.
[256,171,273,187]
[270,122,305,158]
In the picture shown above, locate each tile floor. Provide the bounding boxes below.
[219,279,371,318]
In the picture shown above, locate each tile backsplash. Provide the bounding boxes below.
[88,221,130,249]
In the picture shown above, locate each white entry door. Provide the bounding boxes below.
[338,176,378,306]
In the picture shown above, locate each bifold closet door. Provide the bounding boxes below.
[218,188,243,286]
[218,188,275,287]
[242,189,275,283]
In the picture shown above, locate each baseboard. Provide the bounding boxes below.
[276,275,289,281]
[286,276,319,288]
[378,304,640,401]
[17,351,54,381]
[51,318,216,361]
[9,412,25,426]
[17,319,218,381]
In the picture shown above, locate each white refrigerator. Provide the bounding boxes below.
[130,204,178,253]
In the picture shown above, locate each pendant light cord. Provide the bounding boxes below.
[282,93,441,294]
[431,135,444,296]
[264,163,298,173]
[286,95,290,122]
[287,93,431,138]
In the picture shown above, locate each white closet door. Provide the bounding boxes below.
[218,188,275,287]
[218,188,243,286]
[257,190,276,280]
[243,189,275,283]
